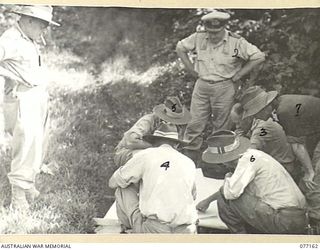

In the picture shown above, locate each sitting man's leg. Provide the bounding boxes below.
[114,184,143,233]
[217,193,248,234]
[218,191,307,234]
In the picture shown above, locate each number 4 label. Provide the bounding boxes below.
[160,161,170,170]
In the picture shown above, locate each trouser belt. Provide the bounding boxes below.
[202,78,231,84]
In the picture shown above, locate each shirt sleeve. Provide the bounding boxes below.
[111,150,146,188]
[223,152,256,200]
[192,182,197,200]
[176,33,197,52]
[250,128,265,150]
[0,46,5,61]
[0,30,19,61]
[124,114,155,149]
[250,120,274,150]
[236,38,265,61]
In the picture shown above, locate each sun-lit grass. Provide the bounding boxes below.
[43,49,97,92]
[0,206,61,234]
[0,47,175,234]
[100,54,172,86]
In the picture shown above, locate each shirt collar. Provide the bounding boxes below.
[205,29,228,43]
[15,23,32,42]
[250,117,273,131]
[250,118,260,132]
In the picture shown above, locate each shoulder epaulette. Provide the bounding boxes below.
[228,31,242,39]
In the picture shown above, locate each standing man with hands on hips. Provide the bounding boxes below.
[176,10,265,162]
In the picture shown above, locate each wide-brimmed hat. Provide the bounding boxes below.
[143,123,189,146]
[202,130,250,164]
[12,5,60,26]
[153,96,192,125]
[240,86,278,119]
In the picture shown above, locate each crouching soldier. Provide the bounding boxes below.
[109,123,198,233]
[114,96,191,167]
[197,130,307,234]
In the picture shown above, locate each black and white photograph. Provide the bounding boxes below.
[0,3,319,237]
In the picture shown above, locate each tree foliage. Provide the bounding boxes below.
[48,7,320,96]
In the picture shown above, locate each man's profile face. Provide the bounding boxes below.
[26,16,49,40]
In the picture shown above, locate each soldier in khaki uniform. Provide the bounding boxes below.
[114,96,191,168]
[176,10,265,161]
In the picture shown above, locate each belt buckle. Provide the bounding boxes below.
[205,80,217,84]
[207,79,228,84]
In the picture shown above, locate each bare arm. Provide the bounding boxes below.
[291,142,317,190]
[125,132,153,150]
[232,57,265,82]
[196,190,221,212]
[196,172,233,212]
[176,45,198,78]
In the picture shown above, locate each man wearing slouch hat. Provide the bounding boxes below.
[114,96,191,167]
[0,5,59,210]
[197,130,307,234]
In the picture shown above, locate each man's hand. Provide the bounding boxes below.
[302,171,318,190]
[189,70,199,79]
[176,46,198,80]
[196,199,211,212]
[223,172,233,188]
[225,172,233,178]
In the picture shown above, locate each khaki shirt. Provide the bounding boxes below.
[0,24,45,88]
[223,149,306,210]
[116,113,161,151]
[250,117,295,165]
[177,29,265,81]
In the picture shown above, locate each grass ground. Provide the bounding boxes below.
[0,48,167,233]
[0,43,198,233]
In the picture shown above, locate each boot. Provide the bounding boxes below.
[11,185,29,211]
[25,186,40,203]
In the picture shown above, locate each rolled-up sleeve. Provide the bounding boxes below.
[110,151,146,188]
[0,31,19,61]
[123,114,155,149]
[223,153,256,200]
[176,33,197,53]
[237,38,265,61]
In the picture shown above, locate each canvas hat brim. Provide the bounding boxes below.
[202,136,250,164]
[142,134,189,147]
[13,10,60,26]
[242,91,278,119]
[153,104,192,125]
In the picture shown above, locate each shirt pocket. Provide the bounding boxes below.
[196,50,210,62]
[218,53,239,66]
